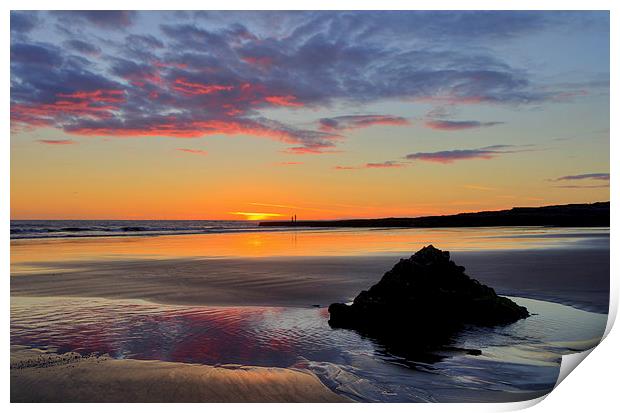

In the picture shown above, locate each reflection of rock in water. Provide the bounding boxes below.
[328,245,529,363]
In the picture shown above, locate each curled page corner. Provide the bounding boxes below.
[554,347,595,389]
[502,348,597,411]
[603,299,617,340]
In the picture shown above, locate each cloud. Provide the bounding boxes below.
[10,11,606,154]
[554,173,610,181]
[405,145,520,164]
[334,161,407,170]
[191,11,606,44]
[11,42,64,67]
[11,89,125,129]
[365,161,406,168]
[61,116,342,154]
[38,139,76,145]
[177,148,208,155]
[160,24,239,56]
[425,105,457,119]
[264,95,304,107]
[283,146,342,155]
[171,78,233,96]
[319,115,409,131]
[11,12,39,34]
[110,58,163,86]
[64,40,101,56]
[424,120,504,131]
[50,11,136,29]
[554,184,609,189]
[126,34,164,50]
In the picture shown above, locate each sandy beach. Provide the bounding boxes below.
[11,347,347,403]
[10,228,610,402]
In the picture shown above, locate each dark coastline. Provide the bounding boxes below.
[259,201,610,228]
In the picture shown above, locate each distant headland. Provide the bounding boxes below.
[259,201,610,228]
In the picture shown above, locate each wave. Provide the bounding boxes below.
[10,220,321,239]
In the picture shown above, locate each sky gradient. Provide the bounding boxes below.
[10,11,610,220]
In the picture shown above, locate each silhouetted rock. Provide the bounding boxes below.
[328,246,529,355]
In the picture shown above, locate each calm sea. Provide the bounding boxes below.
[10,219,280,239]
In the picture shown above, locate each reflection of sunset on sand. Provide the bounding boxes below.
[11,227,609,269]
[11,228,609,310]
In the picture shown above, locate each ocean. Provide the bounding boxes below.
[10,219,272,239]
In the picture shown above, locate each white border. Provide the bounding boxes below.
[3,1,616,412]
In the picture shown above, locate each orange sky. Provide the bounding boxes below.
[10,11,609,220]
[10,128,609,220]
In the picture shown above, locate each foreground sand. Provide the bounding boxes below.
[10,347,550,403]
[11,348,348,403]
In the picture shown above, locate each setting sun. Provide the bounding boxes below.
[229,212,284,221]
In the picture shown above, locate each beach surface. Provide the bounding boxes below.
[10,227,610,402]
[11,248,609,313]
[11,347,347,403]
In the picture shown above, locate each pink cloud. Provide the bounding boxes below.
[172,78,234,96]
[241,56,274,68]
[319,115,409,131]
[11,89,125,129]
[38,139,76,145]
[264,95,304,107]
[177,148,208,155]
[283,146,341,155]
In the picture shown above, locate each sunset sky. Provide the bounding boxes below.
[10,11,610,220]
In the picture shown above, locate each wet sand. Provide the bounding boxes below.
[11,249,609,313]
[10,229,609,402]
[453,250,609,314]
[10,347,348,403]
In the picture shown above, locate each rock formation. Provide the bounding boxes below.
[328,245,529,358]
